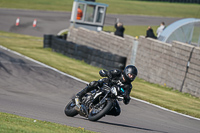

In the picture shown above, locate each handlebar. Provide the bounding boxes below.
[117,96,124,101]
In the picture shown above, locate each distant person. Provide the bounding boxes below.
[76,6,83,20]
[114,22,125,38]
[146,26,157,39]
[156,22,165,38]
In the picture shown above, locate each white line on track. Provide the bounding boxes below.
[1,45,200,121]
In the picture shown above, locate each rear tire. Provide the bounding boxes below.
[64,100,78,117]
[88,100,113,121]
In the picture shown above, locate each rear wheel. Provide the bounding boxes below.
[88,100,113,121]
[64,100,78,117]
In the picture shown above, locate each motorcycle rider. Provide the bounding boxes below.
[75,65,138,116]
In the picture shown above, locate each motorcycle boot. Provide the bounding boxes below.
[74,88,86,112]
[74,97,81,111]
[74,81,98,111]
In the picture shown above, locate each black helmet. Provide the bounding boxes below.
[123,65,138,82]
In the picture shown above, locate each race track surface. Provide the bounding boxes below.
[0,8,181,37]
[0,47,200,133]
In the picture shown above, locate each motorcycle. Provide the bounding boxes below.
[64,82,125,121]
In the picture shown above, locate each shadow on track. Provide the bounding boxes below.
[73,116,167,133]
[97,120,167,133]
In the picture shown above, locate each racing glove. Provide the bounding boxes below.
[99,70,112,79]
[123,95,130,105]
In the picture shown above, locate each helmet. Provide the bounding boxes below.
[122,65,137,82]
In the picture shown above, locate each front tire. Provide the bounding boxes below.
[88,100,113,121]
[64,100,78,117]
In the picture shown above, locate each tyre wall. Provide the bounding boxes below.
[43,35,126,70]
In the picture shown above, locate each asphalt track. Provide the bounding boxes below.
[0,8,200,133]
[0,8,181,37]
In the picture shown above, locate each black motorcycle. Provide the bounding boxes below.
[64,83,125,121]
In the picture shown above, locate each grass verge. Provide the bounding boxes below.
[0,112,95,133]
[0,31,200,132]
[0,0,199,18]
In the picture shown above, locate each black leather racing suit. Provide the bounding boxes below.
[76,69,133,116]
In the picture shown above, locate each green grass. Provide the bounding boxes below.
[101,0,200,18]
[132,78,200,118]
[0,0,200,18]
[0,112,95,133]
[0,0,74,11]
[1,31,200,121]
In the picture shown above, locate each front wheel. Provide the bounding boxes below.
[88,100,113,121]
[64,100,78,117]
